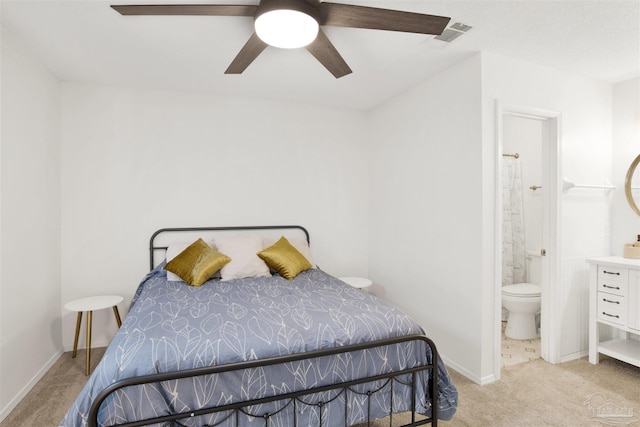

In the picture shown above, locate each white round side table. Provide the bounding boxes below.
[64,295,123,375]
[340,276,372,290]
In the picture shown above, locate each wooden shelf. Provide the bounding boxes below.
[598,338,640,368]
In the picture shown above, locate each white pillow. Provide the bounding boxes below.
[263,237,316,268]
[215,236,271,281]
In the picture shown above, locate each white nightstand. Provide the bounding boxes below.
[64,295,123,375]
[340,276,372,290]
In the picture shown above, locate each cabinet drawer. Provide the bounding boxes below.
[597,292,627,325]
[598,266,628,296]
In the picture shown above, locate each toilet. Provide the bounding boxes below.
[502,283,541,340]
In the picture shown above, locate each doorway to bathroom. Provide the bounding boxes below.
[501,114,543,367]
[496,103,561,374]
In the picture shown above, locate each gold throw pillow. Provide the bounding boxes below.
[257,236,312,280]
[164,238,231,286]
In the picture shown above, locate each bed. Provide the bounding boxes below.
[61,226,458,427]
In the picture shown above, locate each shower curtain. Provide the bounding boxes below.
[502,158,526,287]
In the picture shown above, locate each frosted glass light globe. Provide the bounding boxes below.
[255,9,319,49]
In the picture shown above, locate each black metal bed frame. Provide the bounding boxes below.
[88,226,440,427]
[89,334,438,427]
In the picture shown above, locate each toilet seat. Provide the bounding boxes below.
[502,283,541,298]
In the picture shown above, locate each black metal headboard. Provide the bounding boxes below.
[149,225,310,270]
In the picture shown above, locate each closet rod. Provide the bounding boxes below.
[502,153,520,159]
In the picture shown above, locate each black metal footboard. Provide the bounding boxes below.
[88,334,439,427]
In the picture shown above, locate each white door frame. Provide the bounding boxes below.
[495,101,562,378]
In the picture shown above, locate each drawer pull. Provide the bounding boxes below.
[602,298,620,304]
[602,284,620,290]
[602,312,620,319]
[603,270,621,276]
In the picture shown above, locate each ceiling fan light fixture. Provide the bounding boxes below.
[112,1,452,77]
[255,3,319,49]
[254,0,320,49]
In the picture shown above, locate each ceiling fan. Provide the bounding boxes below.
[111,1,451,78]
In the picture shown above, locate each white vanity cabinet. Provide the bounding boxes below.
[629,269,640,331]
[588,257,640,367]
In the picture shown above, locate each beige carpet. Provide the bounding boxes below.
[1,348,106,427]
[2,349,639,427]
[443,356,640,427]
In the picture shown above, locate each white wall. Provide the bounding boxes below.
[368,55,485,382]
[60,82,370,349]
[611,78,640,252]
[0,28,61,421]
[481,52,613,363]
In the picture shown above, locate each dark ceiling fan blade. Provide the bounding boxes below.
[111,4,258,16]
[319,2,450,35]
[225,33,269,74]
[306,29,352,79]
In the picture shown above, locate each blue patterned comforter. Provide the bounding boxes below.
[61,267,457,426]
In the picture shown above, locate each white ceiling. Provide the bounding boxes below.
[2,0,639,111]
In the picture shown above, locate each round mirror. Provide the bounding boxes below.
[625,154,640,217]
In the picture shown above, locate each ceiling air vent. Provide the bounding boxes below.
[435,22,472,43]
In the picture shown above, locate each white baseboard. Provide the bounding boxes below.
[440,355,496,385]
[559,349,588,363]
[62,339,111,353]
[0,349,63,424]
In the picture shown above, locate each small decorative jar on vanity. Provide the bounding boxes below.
[587,256,640,367]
